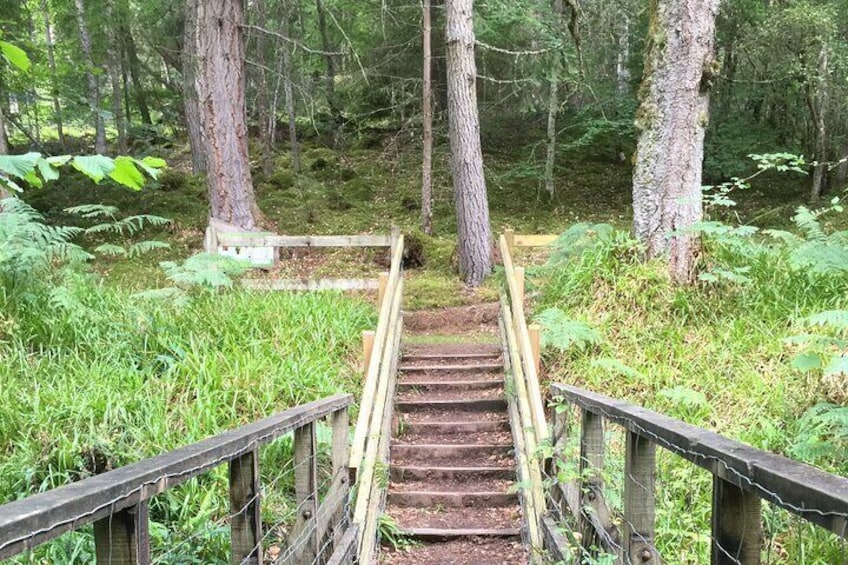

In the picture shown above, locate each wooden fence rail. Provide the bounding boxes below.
[548,383,848,565]
[0,394,355,565]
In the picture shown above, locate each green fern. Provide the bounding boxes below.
[803,310,848,330]
[789,403,848,468]
[160,254,251,290]
[548,223,615,264]
[534,307,602,352]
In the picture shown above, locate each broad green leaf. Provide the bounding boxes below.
[46,155,72,166]
[824,356,848,377]
[141,156,167,168]
[23,169,42,189]
[134,157,166,180]
[37,159,60,182]
[0,40,30,72]
[791,352,822,372]
[72,155,115,183]
[109,156,145,190]
[0,152,41,179]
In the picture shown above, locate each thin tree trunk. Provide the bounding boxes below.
[421,0,434,235]
[0,97,8,199]
[835,142,848,190]
[616,10,631,96]
[195,0,263,229]
[253,0,272,172]
[106,0,127,153]
[632,0,720,285]
[314,0,336,115]
[26,10,41,145]
[74,0,107,154]
[122,21,153,125]
[281,3,300,173]
[544,1,566,199]
[446,0,492,287]
[810,44,828,203]
[183,0,205,175]
[41,0,65,148]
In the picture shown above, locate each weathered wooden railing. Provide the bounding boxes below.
[206,219,400,291]
[349,234,404,564]
[498,231,556,552]
[547,384,848,564]
[0,395,356,565]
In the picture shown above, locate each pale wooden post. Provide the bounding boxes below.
[515,266,525,306]
[579,409,605,553]
[504,228,515,253]
[528,323,541,375]
[377,272,389,306]
[624,432,660,565]
[362,330,375,373]
[390,224,401,253]
[287,423,319,564]
[711,477,762,565]
[93,502,150,565]
[229,450,262,565]
[548,401,570,516]
[331,407,351,548]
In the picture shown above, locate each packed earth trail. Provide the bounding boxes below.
[380,306,528,564]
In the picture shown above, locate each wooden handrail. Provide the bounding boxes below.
[0,394,353,563]
[550,383,848,563]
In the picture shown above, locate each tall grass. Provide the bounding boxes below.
[533,224,848,562]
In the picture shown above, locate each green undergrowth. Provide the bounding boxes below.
[533,221,848,562]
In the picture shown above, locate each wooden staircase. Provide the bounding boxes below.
[380,343,528,564]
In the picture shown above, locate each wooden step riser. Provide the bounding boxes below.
[399,363,504,373]
[391,465,515,482]
[396,399,507,412]
[399,420,510,434]
[402,352,501,362]
[387,491,518,508]
[399,528,521,541]
[392,444,512,460]
[397,380,504,393]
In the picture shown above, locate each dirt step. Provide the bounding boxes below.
[402,352,501,362]
[396,379,504,393]
[402,408,507,423]
[390,478,514,494]
[400,363,504,373]
[403,343,502,356]
[400,371,502,384]
[390,465,515,482]
[397,419,510,435]
[394,430,513,446]
[392,444,513,467]
[396,398,507,413]
[387,490,517,508]
[386,506,522,531]
[397,387,504,404]
[380,535,526,564]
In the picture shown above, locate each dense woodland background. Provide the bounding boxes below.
[1,0,848,562]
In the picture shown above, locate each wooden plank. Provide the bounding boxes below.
[514,234,557,247]
[325,524,358,565]
[528,324,541,375]
[377,272,389,305]
[330,407,350,549]
[551,384,848,537]
[218,233,394,248]
[362,331,375,373]
[316,468,349,553]
[241,278,379,291]
[93,502,149,565]
[350,236,404,474]
[499,236,548,445]
[624,432,659,565]
[548,401,570,518]
[578,409,608,555]
[229,450,262,565]
[541,515,573,564]
[712,476,762,565]
[504,229,515,252]
[515,266,525,305]
[0,394,351,560]
[286,423,319,565]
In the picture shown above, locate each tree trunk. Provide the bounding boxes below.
[616,10,631,96]
[253,0,273,172]
[0,98,8,199]
[632,0,720,285]
[122,18,153,125]
[446,0,492,287]
[195,0,263,229]
[421,0,434,235]
[810,44,828,203]
[835,142,848,191]
[41,0,65,149]
[314,0,336,115]
[183,0,206,175]
[544,0,566,199]
[74,0,107,154]
[281,3,300,173]
[106,0,128,153]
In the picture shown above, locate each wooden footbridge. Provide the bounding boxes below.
[1,231,847,564]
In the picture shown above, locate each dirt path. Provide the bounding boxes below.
[379,305,528,564]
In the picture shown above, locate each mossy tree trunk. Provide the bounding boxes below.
[421,0,434,235]
[195,0,263,229]
[446,0,492,287]
[183,0,206,175]
[810,44,828,203]
[632,0,720,285]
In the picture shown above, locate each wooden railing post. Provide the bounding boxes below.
[548,401,570,516]
[623,432,659,565]
[288,422,319,565]
[711,477,762,565]
[504,228,515,253]
[579,409,608,554]
[377,272,389,305]
[515,266,525,306]
[93,502,150,565]
[528,323,541,375]
[331,407,351,547]
[362,330,375,373]
[230,450,262,565]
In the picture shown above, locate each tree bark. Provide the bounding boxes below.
[74,0,107,154]
[195,0,263,229]
[544,0,566,199]
[253,0,273,172]
[106,0,128,153]
[183,0,206,175]
[616,10,631,96]
[446,0,492,287]
[41,0,65,149]
[835,142,848,191]
[281,2,300,173]
[121,15,153,125]
[421,0,434,235]
[810,44,828,203]
[314,0,336,115]
[632,0,720,285]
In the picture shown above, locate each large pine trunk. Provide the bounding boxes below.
[74,0,107,154]
[445,0,492,287]
[195,0,262,229]
[421,0,433,235]
[183,0,205,175]
[632,0,720,285]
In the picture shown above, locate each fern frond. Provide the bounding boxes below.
[792,206,826,241]
[534,307,602,352]
[64,204,119,219]
[128,240,171,258]
[803,310,848,330]
[94,244,128,257]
